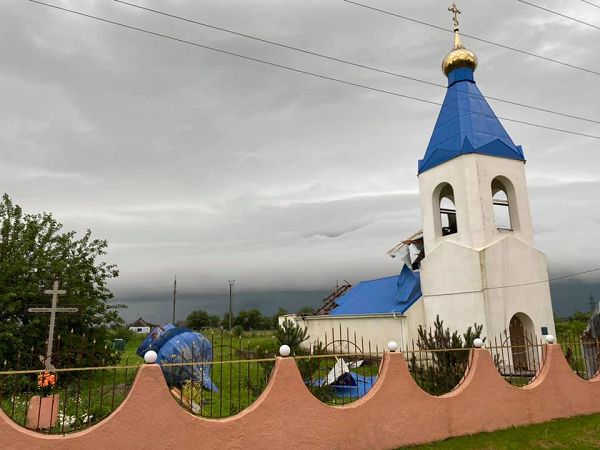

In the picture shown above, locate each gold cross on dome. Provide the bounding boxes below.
[448,2,461,30]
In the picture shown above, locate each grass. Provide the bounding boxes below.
[405,414,600,449]
[0,334,145,433]
[178,330,278,417]
[118,334,144,366]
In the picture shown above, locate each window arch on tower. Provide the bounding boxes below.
[438,183,457,236]
[491,177,518,231]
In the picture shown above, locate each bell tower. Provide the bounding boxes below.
[416,4,555,341]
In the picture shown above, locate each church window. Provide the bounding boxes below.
[492,178,512,231]
[439,184,457,236]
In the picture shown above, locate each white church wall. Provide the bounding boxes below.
[481,235,556,340]
[280,314,410,351]
[419,240,490,337]
[404,297,426,344]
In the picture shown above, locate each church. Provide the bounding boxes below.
[282,8,557,350]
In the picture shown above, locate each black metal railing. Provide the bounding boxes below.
[0,330,141,434]
[405,346,472,395]
[488,332,546,387]
[3,329,598,430]
[165,329,277,418]
[560,332,600,380]
[300,328,381,406]
[0,363,139,434]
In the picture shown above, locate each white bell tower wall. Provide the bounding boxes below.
[417,153,555,341]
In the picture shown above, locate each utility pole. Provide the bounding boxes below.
[172,275,177,324]
[589,292,596,312]
[228,280,235,331]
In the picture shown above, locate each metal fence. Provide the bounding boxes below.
[560,332,600,380]
[405,346,472,395]
[300,328,382,406]
[0,332,140,434]
[167,329,277,418]
[2,330,599,431]
[488,332,600,386]
[488,332,546,387]
[0,364,138,434]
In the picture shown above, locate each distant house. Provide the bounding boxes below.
[128,317,157,334]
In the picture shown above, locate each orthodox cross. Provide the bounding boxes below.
[28,280,78,369]
[448,2,461,30]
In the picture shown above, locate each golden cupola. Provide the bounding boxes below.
[442,3,478,76]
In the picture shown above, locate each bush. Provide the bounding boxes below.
[408,315,484,395]
[108,326,135,343]
[274,319,309,354]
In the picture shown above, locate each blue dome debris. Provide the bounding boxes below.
[137,323,218,392]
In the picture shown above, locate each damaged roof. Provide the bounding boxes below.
[330,265,422,316]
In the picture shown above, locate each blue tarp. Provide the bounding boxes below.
[311,372,376,399]
[418,67,525,174]
[330,265,421,315]
[137,323,218,392]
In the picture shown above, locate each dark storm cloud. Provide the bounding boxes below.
[2,0,599,319]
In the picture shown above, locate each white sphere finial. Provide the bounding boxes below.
[545,335,555,344]
[144,350,158,364]
[279,344,291,357]
[387,341,398,352]
[473,338,484,348]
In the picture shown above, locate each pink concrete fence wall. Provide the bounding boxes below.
[0,345,599,449]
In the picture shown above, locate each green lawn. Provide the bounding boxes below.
[406,414,600,449]
[118,333,144,366]
[178,330,278,417]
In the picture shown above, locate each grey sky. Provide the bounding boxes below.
[2,0,600,319]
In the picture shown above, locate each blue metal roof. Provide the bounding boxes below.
[330,265,421,315]
[418,67,525,174]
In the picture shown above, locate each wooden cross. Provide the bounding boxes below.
[448,2,461,30]
[28,280,78,369]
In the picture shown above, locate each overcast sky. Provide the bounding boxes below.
[3,0,600,319]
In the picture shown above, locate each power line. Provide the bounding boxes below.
[582,0,600,10]
[423,267,600,298]
[516,0,600,31]
[115,0,600,125]
[29,1,600,140]
[343,0,600,77]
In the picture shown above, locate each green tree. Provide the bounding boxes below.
[555,311,592,340]
[408,315,484,395]
[222,312,235,330]
[235,309,264,331]
[0,194,122,368]
[187,310,211,329]
[107,326,135,343]
[271,307,288,329]
[297,306,315,315]
[274,319,309,354]
[187,310,221,329]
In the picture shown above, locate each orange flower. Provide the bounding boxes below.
[37,371,57,389]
